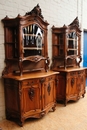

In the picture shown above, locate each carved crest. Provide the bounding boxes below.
[25,4,43,19]
[69,17,80,28]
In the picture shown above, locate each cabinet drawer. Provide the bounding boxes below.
[68,70,85,77]
[45,75,55,82]
[77,70,85,75]
[70,72,76,76]
[22,79,39,86]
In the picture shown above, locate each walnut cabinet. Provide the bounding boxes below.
[3,71,58,126]
[2,5,59,126]
[4,71,58,126]
[51,17,86,105]
[57,68,86,106]
[51,17,82,69]
[2,4,50,76]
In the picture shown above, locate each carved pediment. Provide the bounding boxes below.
[25,4,43,19]
[68,17,80,28]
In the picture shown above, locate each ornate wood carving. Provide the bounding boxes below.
[47,83,51,95]
[28,88,35,101]
[71,78,75,87]
[23,55,45,62]
[25,4,43,19]
[69,17,80,28]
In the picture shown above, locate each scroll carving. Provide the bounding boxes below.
[25,4,43,19]
[69,17,80,28]
[28,88,35,101]
[71,78,75,87]
[47,83,51,95]
[23,55,45,62]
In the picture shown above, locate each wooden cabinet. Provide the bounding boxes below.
[3,71,58,126]
[51,17,82,69]
[2,5,59,126]
[57,68,86,106]
[51,17,86,105]
[2,4,49,76]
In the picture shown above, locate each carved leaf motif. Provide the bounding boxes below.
[69,17,79,28]
[28,88,35,101]
[71,78,75,87]
[47,83,51,95]
[25,4,43,19]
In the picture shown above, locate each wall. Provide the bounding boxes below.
[0,0,86,121]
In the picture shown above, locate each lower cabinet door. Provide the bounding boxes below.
[22,79,42,118]
[77,74,86,97]
[42,76,56,113]
[66,76,78,101]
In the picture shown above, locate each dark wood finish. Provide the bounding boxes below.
[3,71,58,126]
[2,5,59,126]
[2,4,49,76]
[51,17,82,69]
[51,17,86,105]
[57,68,86,106]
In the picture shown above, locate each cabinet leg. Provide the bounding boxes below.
[64,100,67,106]
[17,120,24,127]
[52,103,56,112]
[82,94,84,98]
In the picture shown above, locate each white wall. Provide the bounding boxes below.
[0,0,86,121]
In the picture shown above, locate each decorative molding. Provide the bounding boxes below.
[69,17,80,28]
[25,4,44,19]
[71,78,75,87]
[47,83,51,95]
[28,88,35,101]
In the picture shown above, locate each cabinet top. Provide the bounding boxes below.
[57,67,86,72]
[2,4,49,26]
[52,17,81,33]
[2,70,59,80]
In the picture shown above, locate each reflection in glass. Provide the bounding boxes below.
[67,32,78,56]
[22,24,43,56]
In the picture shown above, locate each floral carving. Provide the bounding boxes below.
[47,83,51,95]
[71,78,75,87]
[25,4,43,19]
[28,88,35,101]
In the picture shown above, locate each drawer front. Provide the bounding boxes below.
[22,79,39,86]
[45,75,55,82]
[77,70,85,75]
[67,70,85,78]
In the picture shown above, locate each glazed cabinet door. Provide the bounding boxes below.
[21,79,41,118]
[42,75,56,113]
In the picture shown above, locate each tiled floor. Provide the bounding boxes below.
[0,92,87,130]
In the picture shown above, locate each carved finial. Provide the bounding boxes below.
[25,4,44,19]
[4,15,9,19]
[69,17,79,28]
[63,24,67,28]
[16,14,22,18]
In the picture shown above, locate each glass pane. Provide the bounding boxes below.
[59,34,63,55]
[22,24,43,57]
[67,32,78,56]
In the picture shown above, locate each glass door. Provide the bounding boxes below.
[67,32,78,56]
[22,24,43,57]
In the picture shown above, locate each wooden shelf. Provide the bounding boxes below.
[23,47,42,50]
[67,38,77,41]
